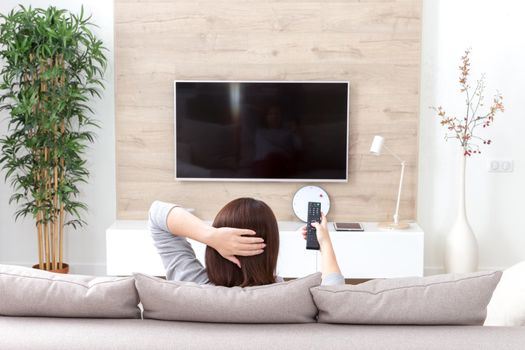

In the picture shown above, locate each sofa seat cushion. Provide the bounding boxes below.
[0,317,524,350]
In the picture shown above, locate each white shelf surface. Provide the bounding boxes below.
[106,221,424,278]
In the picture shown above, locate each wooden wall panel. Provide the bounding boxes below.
[115,0,421,221]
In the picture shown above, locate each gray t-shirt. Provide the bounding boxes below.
[149,200,345,286]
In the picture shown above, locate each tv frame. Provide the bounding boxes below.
[173,80,350,183]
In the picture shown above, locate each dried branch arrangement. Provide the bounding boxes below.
[432,49,504,156]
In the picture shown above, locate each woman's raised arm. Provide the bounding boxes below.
[151,201,266,268]
[301,213,345,285]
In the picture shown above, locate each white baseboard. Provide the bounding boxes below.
[0,261,107,275]
[424,265,506,276]
[69,263,107,275]
[424,266,445,275]
[1,261,505,277]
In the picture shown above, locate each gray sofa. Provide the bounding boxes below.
[1,264,524,350]
[1,317,525,350]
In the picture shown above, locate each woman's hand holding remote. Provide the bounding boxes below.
[300,212,341,277]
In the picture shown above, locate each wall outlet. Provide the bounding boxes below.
[489,160,514,173]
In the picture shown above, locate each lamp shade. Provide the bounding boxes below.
[370,135,384,155]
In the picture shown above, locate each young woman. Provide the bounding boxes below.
[149,197,344,286]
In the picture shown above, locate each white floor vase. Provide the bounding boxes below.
[445,153,478,273]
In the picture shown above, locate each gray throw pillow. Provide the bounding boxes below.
[134,272,321,323]
[0,264,140,318]
[311,270,502,325]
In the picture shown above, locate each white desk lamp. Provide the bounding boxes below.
[370,135,409,230]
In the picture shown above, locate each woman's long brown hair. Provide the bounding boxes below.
[205,198,279,287]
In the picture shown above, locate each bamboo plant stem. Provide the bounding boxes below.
[50,208,55,270]
[44,147,50,270]
[59,202,65,269]
[37,166,43,271]
[53,155,59,270]
[55,60,64,270]
[35,167,44,270]
[58,122,65,269]
[43,215,50,270]
[37,211,43,270]
[55,182,59,270]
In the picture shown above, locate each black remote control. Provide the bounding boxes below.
[306,202,321,250]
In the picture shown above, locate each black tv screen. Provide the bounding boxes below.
[174,81,349,181]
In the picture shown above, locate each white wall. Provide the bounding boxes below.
[419,0,525,273]
[1,0,522,276]
[0,0,115,274]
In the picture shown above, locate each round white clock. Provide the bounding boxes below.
[292,186,331,222]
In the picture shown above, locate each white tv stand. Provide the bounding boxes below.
[106,221,424,279]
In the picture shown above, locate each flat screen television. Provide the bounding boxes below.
[174,81,349,182]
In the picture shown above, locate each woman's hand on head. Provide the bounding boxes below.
[207,227,266,269]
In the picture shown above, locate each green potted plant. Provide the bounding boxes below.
[0,6,107,272]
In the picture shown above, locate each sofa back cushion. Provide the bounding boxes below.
[311,270,502,325]
[135,272,321,323]
[0,264,140,318]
